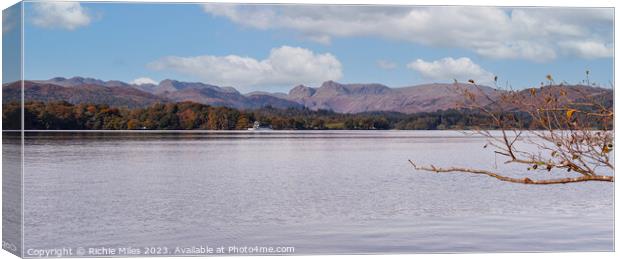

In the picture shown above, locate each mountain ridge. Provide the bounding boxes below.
[4,77,613,114]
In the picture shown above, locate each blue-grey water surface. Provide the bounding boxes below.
[18,131,614,254]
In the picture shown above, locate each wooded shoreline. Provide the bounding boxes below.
[1,100,610,131]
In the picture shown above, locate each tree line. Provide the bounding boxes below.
[3,100,530,130]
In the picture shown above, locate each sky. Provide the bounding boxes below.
[5,2,615,93]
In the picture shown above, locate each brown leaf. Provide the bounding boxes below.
[545,97,552,104]
[546,74,553,81]
[566,109,576,120]
[602,145,610,154]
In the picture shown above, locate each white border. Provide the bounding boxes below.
[0,1,617,259]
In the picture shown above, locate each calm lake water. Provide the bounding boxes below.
[12,131,615,254]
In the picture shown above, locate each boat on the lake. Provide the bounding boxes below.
[248,121,272,131]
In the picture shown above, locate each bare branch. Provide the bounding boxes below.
[409,160,614,184]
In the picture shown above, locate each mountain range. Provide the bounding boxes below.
[2,76,613,113]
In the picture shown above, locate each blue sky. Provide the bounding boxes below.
[13,2,615,93]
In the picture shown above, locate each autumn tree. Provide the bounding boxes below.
[235,113,250,129]
[178,109,198,129]
[127,119,141,130]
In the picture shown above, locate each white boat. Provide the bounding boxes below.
[248,121,272,131]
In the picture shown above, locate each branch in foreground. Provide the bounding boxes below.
[408,160,613,184]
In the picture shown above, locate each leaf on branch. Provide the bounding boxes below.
[566,109,576,120]
[602,145,610,154]
[545,97,553,104]
[546,74,553,81]
[560,89,567,96]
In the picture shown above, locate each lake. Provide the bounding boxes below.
[7,131,615,255]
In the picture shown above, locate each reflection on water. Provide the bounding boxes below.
[19,131,613,254]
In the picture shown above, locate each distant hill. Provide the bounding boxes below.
[34,76,131,88]
[2,80,167,108]
[149,79,302,109]
[4,77,302,110]
[3,76,613,113]
[286,80,501,113]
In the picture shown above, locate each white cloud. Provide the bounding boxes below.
[131,77,158,85]
[31,2,91,30]
[148,46,342,88]
[407,57,495,84]
[558,41,614,59]
[377,60,397,70]
[202,5,613,61]
[306,34,331,45]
